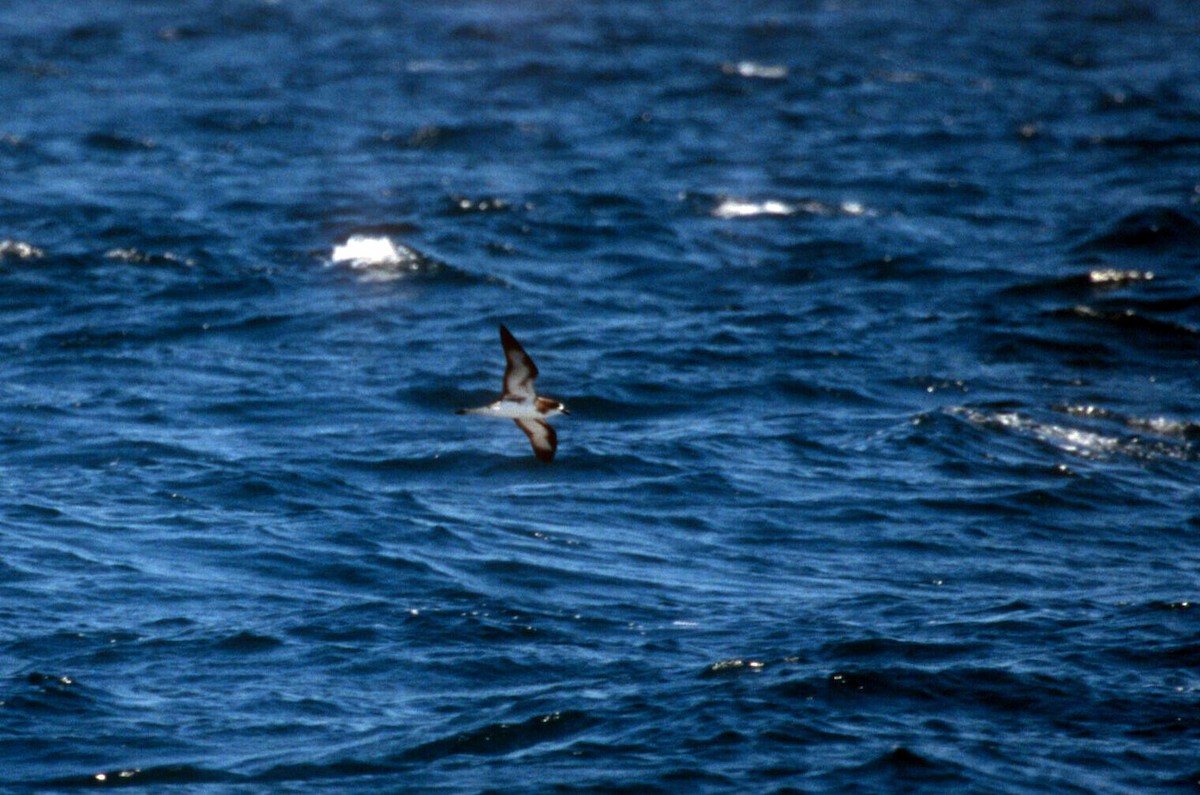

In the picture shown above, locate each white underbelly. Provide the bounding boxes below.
[470,400,545,420]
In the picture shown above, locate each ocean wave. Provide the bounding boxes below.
[0,239,45,260]
[36,764,238,789]
[1076,206,1200,251]
[720,61,788,80]
[329,235,460,283]
[711,197,870,220]
[395,710,596,762]
[104,248,195,267]
[1054,304,1199,340]
[949,405,1198,462]
[1002,268,1155,298]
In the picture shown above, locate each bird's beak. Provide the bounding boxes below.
[560,407,571,415]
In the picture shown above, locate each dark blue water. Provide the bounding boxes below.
[3,1,1200,792]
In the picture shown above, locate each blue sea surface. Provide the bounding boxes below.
[2,1,1200,792]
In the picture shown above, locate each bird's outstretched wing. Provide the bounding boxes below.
[514,419,556,462]
[500,324,538,401]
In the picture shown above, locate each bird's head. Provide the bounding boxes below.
[538,397,569,416]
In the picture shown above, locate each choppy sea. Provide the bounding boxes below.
[3,1,1200,793]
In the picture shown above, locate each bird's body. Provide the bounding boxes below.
[457,325,568,462]
[457,396,564,420]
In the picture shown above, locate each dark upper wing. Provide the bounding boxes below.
[500,324,538,400]
[514,419,556,462]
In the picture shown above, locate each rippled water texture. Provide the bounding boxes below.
[2,1,1199,793]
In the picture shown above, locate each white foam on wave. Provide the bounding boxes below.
[330,235,423,282]
[105,248,195,267]
[1088,268,1153,285]
[953,406,1196,461]
[956,407,1121,458]
[713,199,795,219]
[1063,404,1200,440]
[712,198,871,220]
[721,61,788,80]
[0,239,45,260]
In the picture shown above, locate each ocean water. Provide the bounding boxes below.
[2,1,1200,792]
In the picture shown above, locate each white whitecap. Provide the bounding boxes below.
[961,409,1120,456]
[0,239,45,260]
[712,197,872,220]
[1088,268,1153,284]
[332,235,403,266]
[330,235,424,282]
[722,61,788,80]
[712,199,796,219]
[1133,416,1199,438]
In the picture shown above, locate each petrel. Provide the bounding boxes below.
[457,325,569,462]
